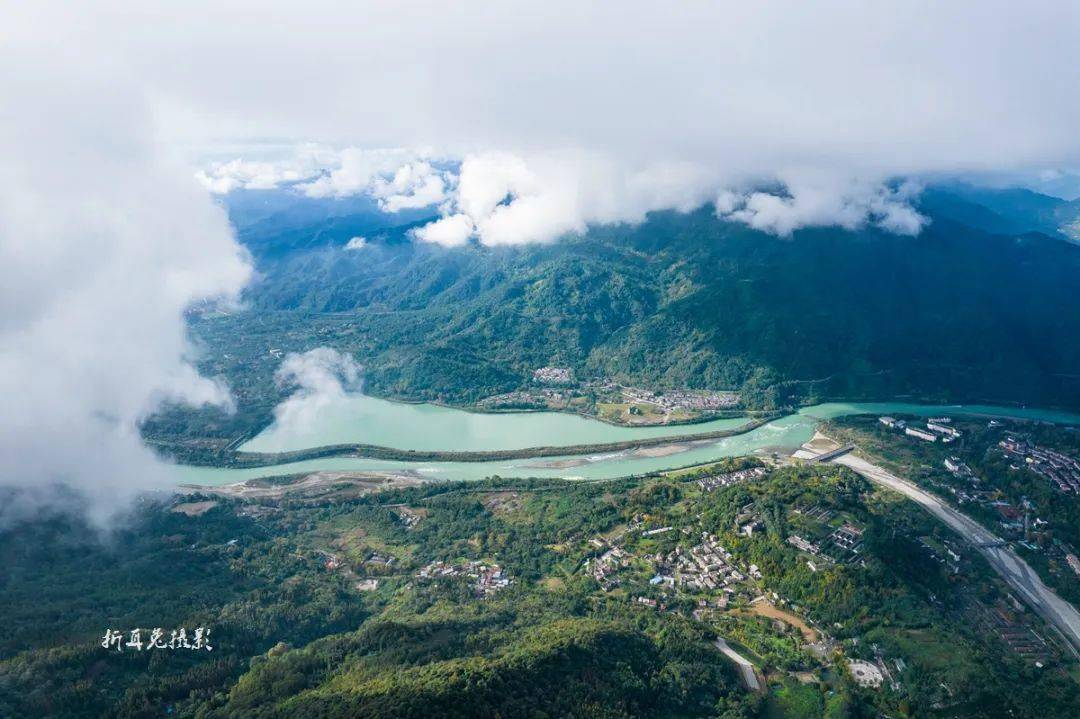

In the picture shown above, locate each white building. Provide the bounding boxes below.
[905,427,937,442]
[532,366,574,384]
[928,421,961,438]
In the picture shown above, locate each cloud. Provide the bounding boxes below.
[292,149,453,214]
[198,145,453,213]
[298,147,420,199]
[194,143,338,193]
[345,236,368,250]
[376,161,449,211]
[201,146,931,243]
[63,0,1068,241]
[414,151,724,246]
[0,57,252,525]
[42,1,1063,243]
[412,213,475,247]
[716,174,928,237]
[261,348,363,450]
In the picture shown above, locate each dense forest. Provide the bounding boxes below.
[2,463,1077,717]
[144,185,1080,448]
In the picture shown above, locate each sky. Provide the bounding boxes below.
[1,1,1079,521]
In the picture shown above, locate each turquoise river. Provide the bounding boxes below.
[177,401,1080,486]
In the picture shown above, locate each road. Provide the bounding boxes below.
[714,638,762,692]
[832,453,1080,657]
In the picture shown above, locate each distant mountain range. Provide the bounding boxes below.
[159,184,1080,443]
[918,184,1080,241]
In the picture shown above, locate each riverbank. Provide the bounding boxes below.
[174,401,1080,487]
[180,470,429,502]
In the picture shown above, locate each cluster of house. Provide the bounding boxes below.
[363,552,396,571]
[478,387,573,408]
[697,466,768,492]
[320,549,395,574]
[584,546,631,590]
[944,456,975,478]
[999,436,1080,493]
[322,553,343,571]
[971,597,1052,664]
[831,523,864,553]
[650,533,758,596]
[785,522,864,569]
[417,560,511,597]
[621,386,740,412]
[937,459,1033,520]
[392,506,423,529]
[532,366,574,384]
[879,416,962,443]
[786,534,828,572]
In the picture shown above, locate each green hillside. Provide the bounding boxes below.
[4,464,1077,717]
[146,196,1080,447]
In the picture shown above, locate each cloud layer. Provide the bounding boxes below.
[413,151,724,245]
[0,60,252,524]
[122,0,1076,244]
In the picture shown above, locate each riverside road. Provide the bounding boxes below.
[832,453,1080,658]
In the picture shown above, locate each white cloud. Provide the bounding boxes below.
[716,174,928,237]
[413,151,729,246]
[96,1,1075,241]
[195,144,336,194]
[298,147,417,198]
[345,236,368,250]
[0,60,252,525]
[264,348,363,449]
[413,213,474,247]
[376,162,449,211]
[198,145,452,212]
[296,148,452,212]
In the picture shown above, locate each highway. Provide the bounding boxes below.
[832,453,1080,658]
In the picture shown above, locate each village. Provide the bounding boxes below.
[999,435,1080,494]
[478,367,741,420]
[416,560,512,598]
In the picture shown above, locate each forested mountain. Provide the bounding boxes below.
[918,184,1080,240]
[147,187,1080,445]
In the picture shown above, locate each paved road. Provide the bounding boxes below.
[833,453,1080,657]
[714,638,762,692]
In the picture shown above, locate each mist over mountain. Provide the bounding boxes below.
[140,184,1080,450]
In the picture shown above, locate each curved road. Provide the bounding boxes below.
[832,453,1080,658]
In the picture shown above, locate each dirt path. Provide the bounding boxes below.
[747,600,818,642]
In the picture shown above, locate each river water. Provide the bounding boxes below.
[177,401,1080,486]
[242,394,751,453]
